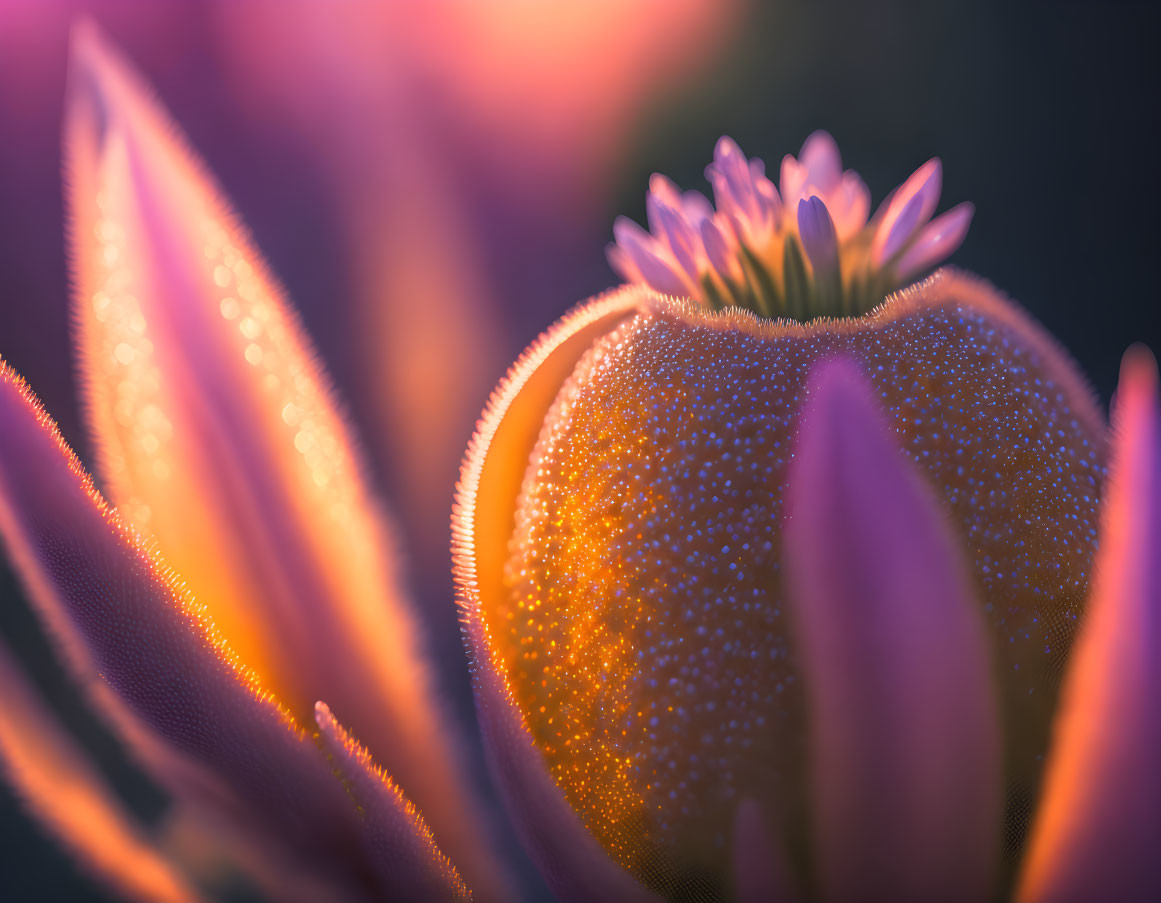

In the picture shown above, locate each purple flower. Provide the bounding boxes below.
[609,132,974,319]
[1,23,1157,903]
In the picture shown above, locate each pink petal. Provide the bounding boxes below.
[709,136,764,227]
[1017,346,1161,903]
[830,171,871,241]
[314,703,471,902]
[647,195,700,279]
[700,217,742,283]
[64,24,501,893]
[454,287,663,903]
[647,173,686,216]
[779,153,809,209]
[797,129,842,191]
[681,187,715,227]
[607,242,643,284]
[895,202,975,283]
[0,362,373,902]
[871,158,942,266]
[784,357,1000,903]
[613,217,690,296]
[0,637,203,903]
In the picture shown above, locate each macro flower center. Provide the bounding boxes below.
[608,132,974,323]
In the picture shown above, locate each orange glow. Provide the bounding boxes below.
[452,286,651,860]
[460,272,1108,892]
[1016,347,1159,903]
[0,640,202,903]
[0,359,297,729]
[64,26,502,896]
[213,1,740,550]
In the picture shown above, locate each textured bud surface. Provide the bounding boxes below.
[492,271,1106,895]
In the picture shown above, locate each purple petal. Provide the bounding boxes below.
[64,25,505,894]
[871,158,943,266]
[730,799,798,903]
[314,703,471,902]
[680,188,714,227]
[0,362,374,902]
[1017,346,1161,903]
[454,288,663,903]
[709,136,759,223]
[830,171,871,240]
[796,196,840,275]
[779,153,808,208]
[613,217,689,296]
[607,242,642,284]
[710,136,749,187]
[0,637,204,903]
[784,357,1000,903]
[648,174,712,229]
[647,196,700,278]
[895,202,974,282]
[647,172,684,214]
[798,130,842,191]
[700,217,741,282]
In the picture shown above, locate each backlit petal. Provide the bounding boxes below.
[784,357,999,902]
[871,158,942,266]
[1017,346,1161,903]
[895,202,974,284]
[797,130,842,192]
[64,24,498,892]
[0,362,373,902]
[796,196,839,276]
[314,703,471,903]
[454,286,661,903]
[0,637,203,903]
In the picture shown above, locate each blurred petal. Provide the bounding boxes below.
[64,24,500,892]
[895,202,974,283]
[0,362,375,902]
[784,357,1000,903]
[647,196,699,279]
[701,217,742,282]
[798,130,842,191]
[454,286,661,903]
[796,196,839,276]
[211,1,742,577]
[709,137,750,208]
[830,171,871,241]
[314,703,471,903]
[1018,346,1161,903]
[730,799,797,903]
[0,638,203,903]
[607,242,643,285]
[871,158,942,266]
[779,153,809,209]
[612,218,689,296]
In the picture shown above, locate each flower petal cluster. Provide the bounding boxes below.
[609,133,973,319]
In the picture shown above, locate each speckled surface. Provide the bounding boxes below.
[493,272,1107,894]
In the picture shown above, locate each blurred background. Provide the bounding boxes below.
[0,0,1157,899]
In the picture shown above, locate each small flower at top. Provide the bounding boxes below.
[608,131,974,320]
